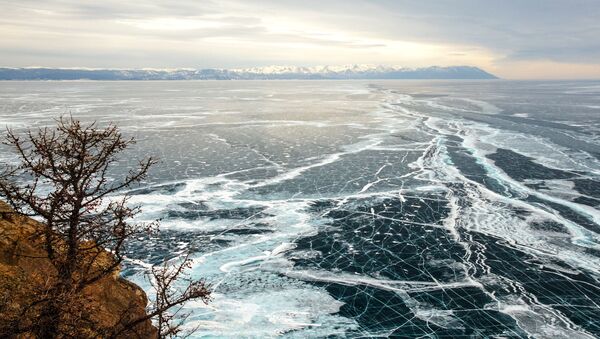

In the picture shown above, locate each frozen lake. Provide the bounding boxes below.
[1,80,600,338]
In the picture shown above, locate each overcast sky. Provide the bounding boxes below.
[1,0,599,79]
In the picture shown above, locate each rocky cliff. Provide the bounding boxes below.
[0,203,157,338]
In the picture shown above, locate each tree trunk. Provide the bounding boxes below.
[36,302,60,339]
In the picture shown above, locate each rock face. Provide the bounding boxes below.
[0,203,157,338]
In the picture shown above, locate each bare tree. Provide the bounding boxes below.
[0,116,211,338]
[109,254,211,339]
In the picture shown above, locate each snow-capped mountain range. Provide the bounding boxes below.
[0,65,498,80]
[231,64,405,74]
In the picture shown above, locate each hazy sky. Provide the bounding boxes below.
[1,0,599,79]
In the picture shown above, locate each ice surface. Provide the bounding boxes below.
[1,80,600,338]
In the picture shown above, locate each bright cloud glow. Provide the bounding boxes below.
[119,18,230,31]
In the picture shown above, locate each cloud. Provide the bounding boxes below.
[0,0,599,78]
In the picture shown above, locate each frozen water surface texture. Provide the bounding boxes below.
[1,80,600,338]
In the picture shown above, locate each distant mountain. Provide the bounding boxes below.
[228,65,498,79]
[0,65,498,80]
